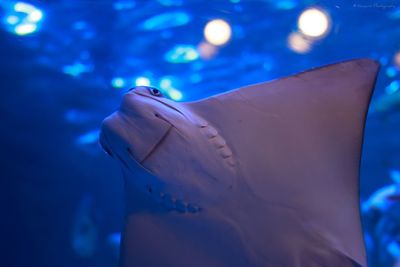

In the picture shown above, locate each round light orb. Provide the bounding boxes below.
[204,19,232,46]
[386,67,397,78]
[197,41,218,59]
[385,80,400,94]
[135,77,151,86]
[287,32,312,54]
[298,8,331,38]
[165,45,199,63]
[111,77,125,88]
[168,89,183,101]
[28,9,43,23]
[6,15,19,25]
[14,2,36,13]
[15,23,37,35]
[4,2,44,36]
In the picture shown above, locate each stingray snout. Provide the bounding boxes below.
[100,105,172,165]
[100,113,131,163]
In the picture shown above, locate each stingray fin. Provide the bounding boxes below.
[187,59,379,117]
[185,59,379,266]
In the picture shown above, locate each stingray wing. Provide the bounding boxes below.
[185,59,379,265]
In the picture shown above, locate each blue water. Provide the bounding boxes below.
[1,0,400,266]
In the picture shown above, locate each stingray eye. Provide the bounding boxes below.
[149,88,163,97]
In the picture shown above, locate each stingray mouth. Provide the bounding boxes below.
[100,104,176,168]
[99,125,173,165]
[128,124,173,164]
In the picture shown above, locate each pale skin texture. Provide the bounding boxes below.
[100,59,379,267]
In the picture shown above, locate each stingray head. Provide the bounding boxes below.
[100,86,235,212]
[100,86,183,162]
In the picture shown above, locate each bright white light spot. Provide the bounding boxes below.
[135,77,151,86]
[287,32,312,54]
[204,19,232,46]
[298,8,331,38]
[6,15,19,25]
[14,2,36,13]
[15,23,37,35]
[27,10,43,22]
[111,77,125,88]
[5,2,43,36]
[168,89,183,101]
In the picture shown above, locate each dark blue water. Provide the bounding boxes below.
[2,0,400,266]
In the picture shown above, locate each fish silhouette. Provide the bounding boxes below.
[100,59,379,267]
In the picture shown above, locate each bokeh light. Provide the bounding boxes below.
[204,19,232,46]
[298,8,331,39]
[394,51,400,69]
[140,11,191,31]
[165,45,199,63]
[197,41,218,59]
[385,67,398,78]
[159,76,183,100]
[15,23,37,35]
[76,130,99,145]
[62,62,92,77]
[168,88,183,100]
[6,15,19,25]
[111,77,126,88]
[287,32,312,54]
[385,80,400,94]
[135,76,151,86]
[2,2,44,36]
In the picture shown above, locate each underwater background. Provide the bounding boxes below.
[2,0,400,266]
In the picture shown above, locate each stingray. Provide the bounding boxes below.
[100,59,379,267]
